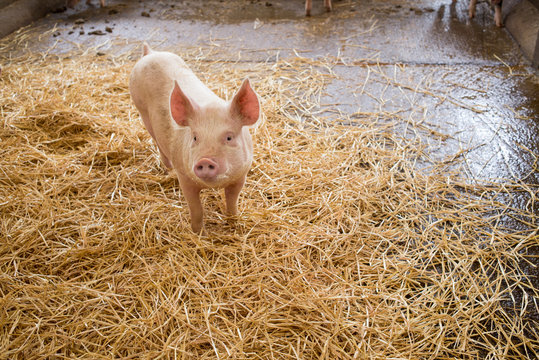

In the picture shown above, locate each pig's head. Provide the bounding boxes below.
[170,79,260,187]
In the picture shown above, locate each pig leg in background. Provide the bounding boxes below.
[468,0,477,19]
[178,174,204,233]
[493,0,503,27]
[305,0,332,16]
[305,0,312,16]
[468,0,503,27]
[324,0,332,12]
[225,175,246,216]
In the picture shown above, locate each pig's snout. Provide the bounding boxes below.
[194,158,219,180]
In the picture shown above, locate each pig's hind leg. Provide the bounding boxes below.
[138,111,172,169]
[158,149,172,169]
[493,1,503,27]
[324,0,332,12]
[469,0,478,19]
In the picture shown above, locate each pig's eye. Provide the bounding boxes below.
[226,135,233,142]
[193,136,197,142]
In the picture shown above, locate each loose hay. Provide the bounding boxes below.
[0,47,538,359]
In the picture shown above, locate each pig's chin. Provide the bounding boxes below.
[190,172,232,188]
[201,175,229,188]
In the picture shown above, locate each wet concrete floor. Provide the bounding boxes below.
[2,0,538,321]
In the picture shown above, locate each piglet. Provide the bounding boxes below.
[129,43,260,233]
[305,0,332,16]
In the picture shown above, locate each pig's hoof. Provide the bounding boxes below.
[495,13,503,27]
[191,222,204,234]
[193,227,206,236]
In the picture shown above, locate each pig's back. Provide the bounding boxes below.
[130,51,222,110]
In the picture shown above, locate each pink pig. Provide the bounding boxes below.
[129,43,260,233]
[305,0,332,16]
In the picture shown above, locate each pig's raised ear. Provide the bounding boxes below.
[142,42,152,57]
[170,80,195,127]
[230,78,260,126]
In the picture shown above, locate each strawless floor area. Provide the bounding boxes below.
[1,41,538,357]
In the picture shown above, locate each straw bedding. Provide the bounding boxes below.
[1,44,538,359]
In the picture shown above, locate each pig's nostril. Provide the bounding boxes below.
[194,158,219,180]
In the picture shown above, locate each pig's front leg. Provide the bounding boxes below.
[324,0,332,12]
[178,175,204,233]
[469,0,477,19]
[225,175,246,216]
[494,2,503,27]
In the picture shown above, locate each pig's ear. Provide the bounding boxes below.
[170,81,195,127]
[142,42,152,57]
[230,78,260,126]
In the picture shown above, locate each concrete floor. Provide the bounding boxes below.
[1,0,538,323]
